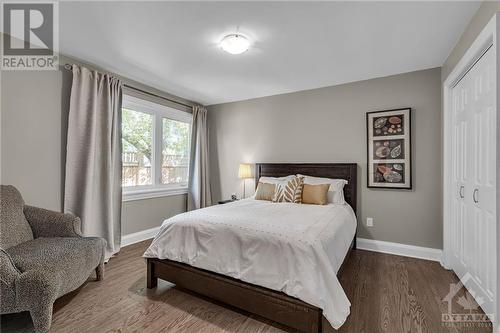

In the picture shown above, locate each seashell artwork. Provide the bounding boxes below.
[389,116,402,124]
[377,165,391,174]
[374,117,387,129]
[376,146,390,158]
[373,139,404,160]
[368,108,411,189]
[383,170,402,183]
[390,145,401,158]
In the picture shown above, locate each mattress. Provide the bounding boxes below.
[143,198,357,329]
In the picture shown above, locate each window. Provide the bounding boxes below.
[162,118,190,185]
[122,108,154,186]
[121,95,191,201]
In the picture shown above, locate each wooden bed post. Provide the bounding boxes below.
[146,258,157,289]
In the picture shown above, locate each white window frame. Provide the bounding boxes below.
[122,94,192,202]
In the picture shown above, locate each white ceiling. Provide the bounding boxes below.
[60,1,480,105]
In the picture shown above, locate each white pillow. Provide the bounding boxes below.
[258,175,295,185]
[297,174,348,205]
[252,176,295,200]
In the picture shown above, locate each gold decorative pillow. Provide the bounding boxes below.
[302,183,330,205]
[255,182,276,201]
[272,176,304,203]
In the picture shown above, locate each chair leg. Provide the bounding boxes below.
[30,303,53,333]
[96,262,104,281]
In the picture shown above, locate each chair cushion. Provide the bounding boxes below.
[0,185,34,249]
[6,237,104,296]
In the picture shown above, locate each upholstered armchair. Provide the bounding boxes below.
[0,185,106,333]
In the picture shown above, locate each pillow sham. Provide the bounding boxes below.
[258,175,295,185]
[297,174,348,205]
[254,182,276,201]
[272,176,304,203]
[301,183,330,205]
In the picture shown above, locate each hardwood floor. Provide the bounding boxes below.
[1,240,491,333]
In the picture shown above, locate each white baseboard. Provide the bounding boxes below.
[356,238,443,262]
[122,226,161,247]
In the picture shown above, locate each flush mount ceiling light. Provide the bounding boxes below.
[220,34,250,55]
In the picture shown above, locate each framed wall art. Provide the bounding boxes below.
[366,108,411,189]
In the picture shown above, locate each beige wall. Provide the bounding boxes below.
[208,68,442,249]
[442,1,500,81]
[121,195,186,234]
[1,70,65,210]
[1,57,188,237]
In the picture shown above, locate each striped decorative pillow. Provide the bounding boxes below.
[272,176,304,203]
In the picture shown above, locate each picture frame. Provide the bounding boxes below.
[366,108,412,189]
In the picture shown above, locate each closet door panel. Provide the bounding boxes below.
[464,85,474,277]
[451,75,472,278]
[472,49,496,308]
[462,46,496,319]
[451,78,467,272]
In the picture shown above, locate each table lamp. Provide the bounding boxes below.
[238,163,252,198]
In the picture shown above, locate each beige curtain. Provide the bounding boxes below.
[188,106,212,210]
[64,65,123,259]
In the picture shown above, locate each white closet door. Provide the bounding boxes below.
[450,46,497,320]
[469,47,496,313]
[451,70,469,280]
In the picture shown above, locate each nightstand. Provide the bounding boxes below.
[218,199,237,204]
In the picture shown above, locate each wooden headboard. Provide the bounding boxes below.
[254,163,358,213]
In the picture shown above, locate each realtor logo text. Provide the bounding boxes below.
[1,2,58,70]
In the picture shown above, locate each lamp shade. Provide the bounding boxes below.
[238,163,252,179]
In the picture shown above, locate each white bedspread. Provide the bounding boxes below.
[143,199,357,329]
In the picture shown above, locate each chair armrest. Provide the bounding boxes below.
[17,269,60,305]
[0,249,20,310]
[0,248,20,285]
[24,206,82,238]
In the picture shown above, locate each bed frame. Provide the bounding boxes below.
[147,163,357,333]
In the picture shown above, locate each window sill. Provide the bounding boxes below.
[122,186,188,202]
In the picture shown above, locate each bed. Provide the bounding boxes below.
[144,163,357,333]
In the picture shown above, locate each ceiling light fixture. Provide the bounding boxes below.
[220,34,250,55]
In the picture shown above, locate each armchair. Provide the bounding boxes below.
[0,185,106,332]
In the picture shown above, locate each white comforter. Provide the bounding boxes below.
[143,199,357,329]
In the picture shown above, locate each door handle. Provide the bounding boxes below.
[473,189,479,203]
[459,185,464,199]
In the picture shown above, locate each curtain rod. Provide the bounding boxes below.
[63,63,194,110]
